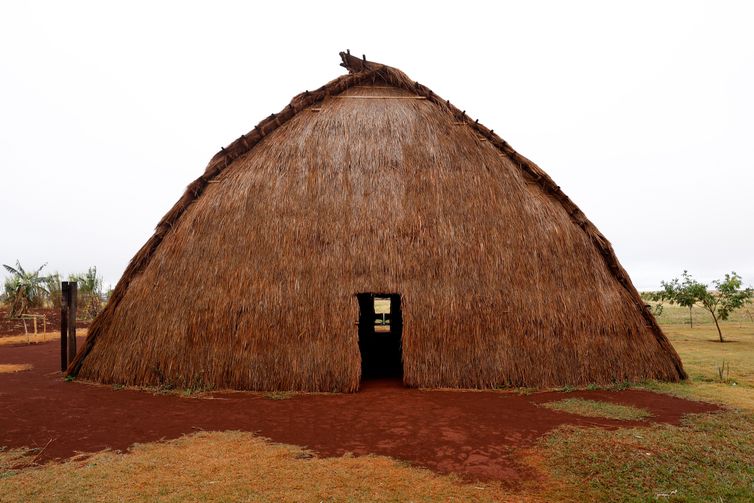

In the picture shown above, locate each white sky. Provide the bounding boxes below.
[1,1,752,291]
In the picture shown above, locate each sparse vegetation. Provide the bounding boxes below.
[0,431,511,502]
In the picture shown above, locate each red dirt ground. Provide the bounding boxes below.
[0,308,90,337]
[0,339,718,486]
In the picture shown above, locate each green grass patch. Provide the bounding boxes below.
[263,391,294,400]
[540,410,754,502]
[638,323,754,411]
[664,324,754,387]
[540,398,652,421]
[537,317,754,501]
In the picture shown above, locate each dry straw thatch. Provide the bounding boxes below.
[68,52,685,391]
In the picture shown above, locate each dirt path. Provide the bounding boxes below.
[0,339,718,486]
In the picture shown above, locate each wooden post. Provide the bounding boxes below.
[61,281,69,371]
[68,282,77,366]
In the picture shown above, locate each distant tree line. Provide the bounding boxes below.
[1,261,109,320]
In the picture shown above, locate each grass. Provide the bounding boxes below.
[648,298,754,328]
[534,303,754,501]
[664,325,754,385]
[539,410,754,502]
[539,398,652,421]
[262,391,295,400]
[0,448,35,481]
[640,324,754,411]
[0,432,517,503]
[0,363,32,374]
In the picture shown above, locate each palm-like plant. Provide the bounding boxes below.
[71,267,103,297]
[69,266,104,320]
[2,261,51,317]
[44,272,62,309]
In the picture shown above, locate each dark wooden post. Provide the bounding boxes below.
[61,281,69,371]
[67,282,77,366]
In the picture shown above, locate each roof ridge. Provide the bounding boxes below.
[340,50,381,73]
[68,53,685,379]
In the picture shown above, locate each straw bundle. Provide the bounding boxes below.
[67,52,685,391]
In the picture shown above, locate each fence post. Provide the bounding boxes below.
[61,281,69,371]
[68,282,77,366]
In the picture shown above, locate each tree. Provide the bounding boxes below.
[659,271,753,342]
[698,273,753,343]
[658,270,699,328]
[2,261,51,317]
[640,291,664,316]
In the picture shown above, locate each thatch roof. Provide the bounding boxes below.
[68,51,685,391]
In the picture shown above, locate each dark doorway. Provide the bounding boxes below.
[357,293,403,379]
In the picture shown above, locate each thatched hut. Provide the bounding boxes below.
[68,52,685,391]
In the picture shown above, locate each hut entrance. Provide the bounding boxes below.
[357,293,403,380]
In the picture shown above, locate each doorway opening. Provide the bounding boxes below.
[357,293,403,380]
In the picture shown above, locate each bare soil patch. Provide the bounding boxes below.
[0,339,718,486]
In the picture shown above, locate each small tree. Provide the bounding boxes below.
[658,271,699,327]
[2,261,51,317]
[640,291,664,316]
[659,271,753,342]
[698,273,753,343]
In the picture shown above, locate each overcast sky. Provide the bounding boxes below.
[1,1,752,291]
